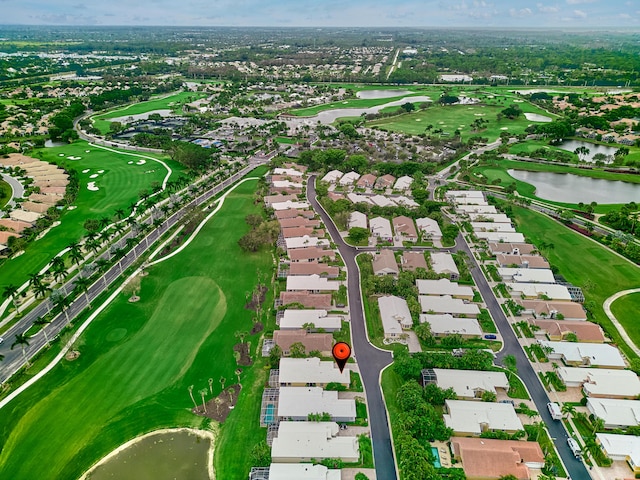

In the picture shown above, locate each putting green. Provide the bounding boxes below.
[0,277,226,478]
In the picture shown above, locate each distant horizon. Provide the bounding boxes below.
[0,0,636,28]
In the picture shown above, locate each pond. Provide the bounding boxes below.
[308,95,432,124]
[507,169,640,204]
[108,109,173,123]
[356,89,413,99]
[83,429,213,480]
[557,140,618,164]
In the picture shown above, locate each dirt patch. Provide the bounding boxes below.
[65,350,80,361]
[192,384,242,423]
[244,285,267,311]
[233,343,253,366]
[250,322,264,335]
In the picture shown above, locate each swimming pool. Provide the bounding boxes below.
[263,404,275,424]
[431,446,442,468]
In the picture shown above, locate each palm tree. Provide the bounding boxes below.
[11,333,30,365]
[73,277,92,308]
[29,272,44,289]
[188,385,198,410]
[33,281,50,300]
[33,317,51,345]
[214,397,223,416]
[592,417,605,435]
[85,238,101,254]
[235,331,248,344]
[561,403,576,417]
[199,388,208,413]
[99,228,112,244]
[114,208,126,220]
[99,216,111,229]
[50,289,70,323]
[219,376,226,392]
[3,284,20,314]
[67,242,84,266]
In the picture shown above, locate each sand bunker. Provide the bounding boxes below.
[82,169,90,173]
[85,150,91,153]
[128,161,133,164]
[98,170,105,173]
[500,127,509,130]
[58,154,65,157]
[513,99,524,103]
[90,174,99,179]
[87,182,99,191]
[136,160,146,165]
[415,119,421,121]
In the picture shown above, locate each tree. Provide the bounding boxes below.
[348,227,369,244]
[481,390,497,402]
[250,441,271,467]
[50,289,70,323]
[73,276,92,308]
[401,102,416,112]
[11,333,30,365]
[269,345,282,367]
[67,242,84,266]
[188,385,198,410]
[235,331,248,344]
[199,388,208,413]
[2,284,20,314]
[289,342,306,358]
[561,403,576,417]
[34,317,52,345]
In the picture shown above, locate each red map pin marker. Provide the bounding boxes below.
[332,342,351,373]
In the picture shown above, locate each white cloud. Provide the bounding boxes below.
[618,13,631,18]
[509,7,532,17]
[573,9,588,17]
[537,3,560,12]
[566,0,595,4]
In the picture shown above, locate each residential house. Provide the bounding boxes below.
[393,175,413,192]
[596,434,640,474]
[419,314,482,338]
[279,309,342,332]
[10,210,41,224]
[338,171,360,186]
[369,217,393,242]
[415,217,443,242]
[539,341,626,368]
[277,387,356,422]
[375,174,395,190]
[456,205,498,215]
[471,222,516,233]
[346,193,374,205]
[273,329,334,357]
[506,283,572,301]
[498,268,556,284]
[488,242,536,255]
[278,217,321,229]
[285,236,330,250]
[556,367,640,398]
[451,437,544,480]
[271,422,359,463]
[356,173,376,189]
[370,195,396,207]
[275,209,315,220]
[372,249,399,276]
[320,170,344,184]
[265,194,299,208]
[288,263,339,278]
[426,368,509,399]
[289,247,334,263]
[272,200,311,211]
[281,227,318,239]
[286,275,341,293]
[277,358,350,387]
[467,213,512,223]
[515,300,586,320]
[587,398,640,429]
[416,278,474,299]
[475,231,526,243]
[256,464,341,480]
[443,400,523,436]
[378,295,413,340]
[530,319,605,343]
[419,295,480,317]
[394,196,419,208]
[445,190,485,201]
[348,211,368,230]
[278,291,332,309]
[430,252,460,280]
[401,251,428,272]
[496,254,550,269]
[392,216,418,243]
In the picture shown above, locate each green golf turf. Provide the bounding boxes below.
[0,141,184,295]
[611,293,640,347]
[0,176,272,479]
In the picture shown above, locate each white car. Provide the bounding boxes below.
[0,336,4,345]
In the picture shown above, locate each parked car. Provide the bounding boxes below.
[484,334,497,340]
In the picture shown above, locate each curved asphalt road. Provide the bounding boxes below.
[307,176,397,480]
[1,172,25,208]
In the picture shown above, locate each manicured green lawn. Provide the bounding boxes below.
[0,178,11,208]
[611,293,640,346]
[0,141,183,293]
[0,176,272,479]
[368,100,555,142]
[289,92,425,117]
[92,91,207,134]
[510,206,640,358]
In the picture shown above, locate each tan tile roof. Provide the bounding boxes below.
[531,319,605,342]
[289,262,339,277]
[496,254,549,269]
[0,231,20,244]
[402,251,428,271]
[21,201,50,213]
[275,209,314,220]
[274,329,334,354]
[278,217,321,229]
[393,216,418,238]
[452,437,543,480]
[516,299,586,320]
[0,219,31,233]
[373,249,399,274]
[279,291,333,309]
[289,247,334,262]
[282,227,316,238]
[489,242,536,254]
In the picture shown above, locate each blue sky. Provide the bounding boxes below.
[0,0,637,27]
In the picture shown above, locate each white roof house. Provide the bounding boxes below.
[506,282,572,300]
[430,252,460,279]
[321,170,343,184]
[432,369,509,399]
[394,196,419,208]
[266,463,341,480]
[369,216,393,241]
[277,387,356,422]
[556,367,640,398]
[445,190,485,200]
[443,400,523,435]
[272,201,311,211]
[394,175,413,191]
[453,197,488,205]
[498,268,556,283]
[273,168,304,177]
[348,211,368,230]
[420,314,482,338]
[271,422,359,463]
[415,217,443,240]
[280,310,342,332]
[539,341,626,368]
[10,210,41,224]
[278,358,350,387]
[587,398,640,429]
[471,222,516,232]
[419,295,480,317]
[475,231,526,243]
[286,275,341,292]
[456,205,498,215]
[596,433,640,469]
[467,213,512,223]
[338,171,360,186]
[285,236,330,250]
[370,195,397,208]
[273,180,303,189]
[346,193,374,205]
[378,295,413,339]
[416,278,474,299]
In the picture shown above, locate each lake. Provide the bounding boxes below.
[507,169,640,204]
[356,89,413,99]
[83,429,213,480]
[558,140,618,164]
